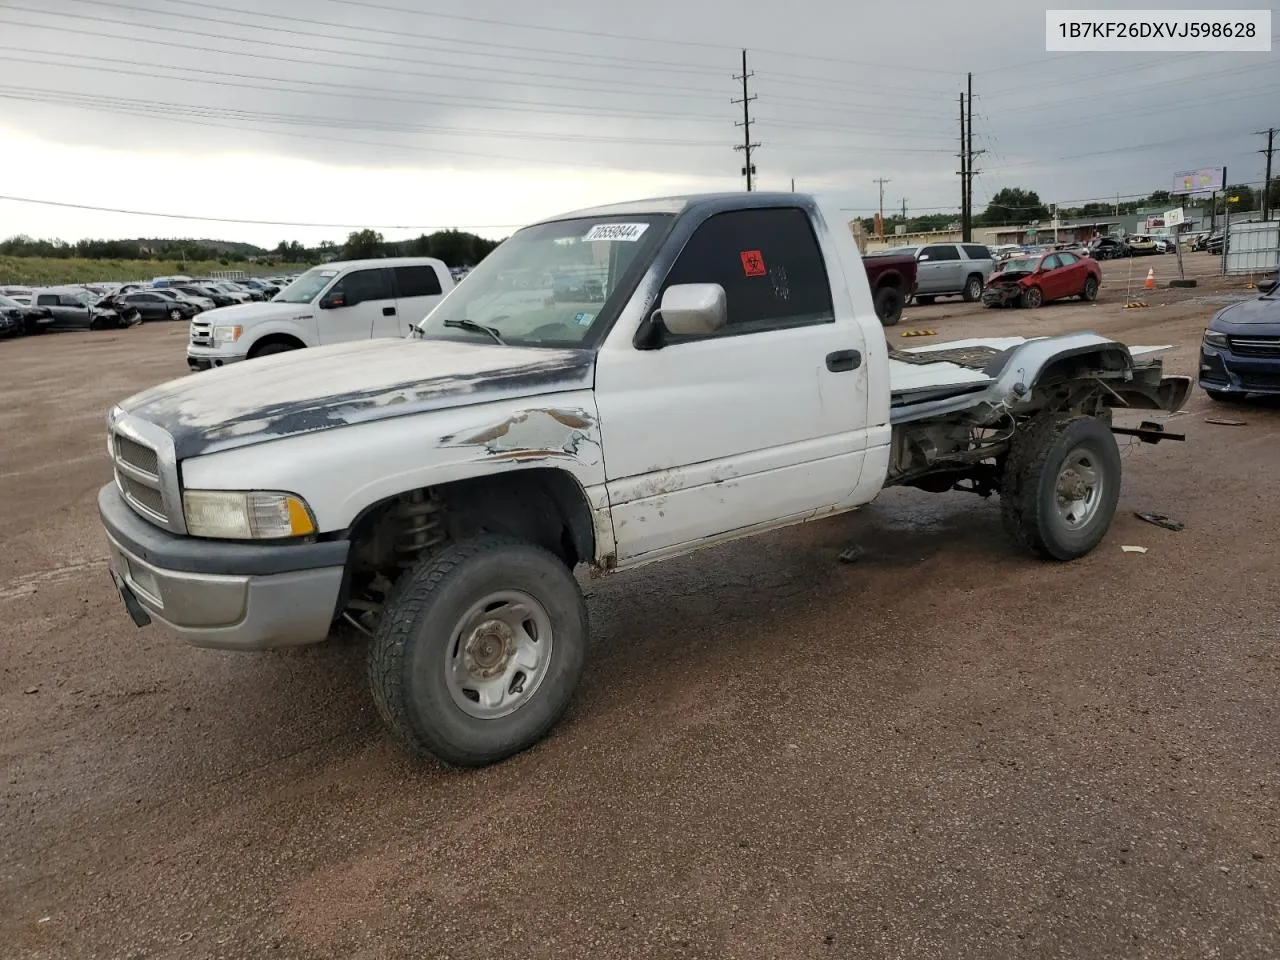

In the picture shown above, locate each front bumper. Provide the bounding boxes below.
[982,283,1023,307]
[186,345,247,371]
[99,483,348,650]
[1199,343,1280,395]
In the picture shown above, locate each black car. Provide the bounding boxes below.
[177,284,237,308]
[117,291,199,321]
[1086,236,1129,260]
[0,296,25,338]
[238,278,280,299]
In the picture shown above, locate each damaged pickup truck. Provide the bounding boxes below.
[97,192,1190,767]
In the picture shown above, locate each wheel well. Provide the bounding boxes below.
[248,333,306,357]
[874,272,903,291]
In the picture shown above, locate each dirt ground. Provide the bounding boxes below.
[3,254,1279,960]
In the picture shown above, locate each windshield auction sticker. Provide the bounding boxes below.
[1046,9,1271,51]
[583,223,650,242]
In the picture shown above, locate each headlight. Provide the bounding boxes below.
[182,490,316,539]
[212,324,242,343]
[1202,330,1230,349]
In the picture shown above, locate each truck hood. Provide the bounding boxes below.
[197,300,309,323]
[115,337,595,459]
[1209,296,1280,328]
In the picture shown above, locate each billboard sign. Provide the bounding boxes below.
[1171,168,1224,195]
[1145,215,1165,232]
[1164,208,1186,228]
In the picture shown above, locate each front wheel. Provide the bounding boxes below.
[962,275,983,302]
[1022,285,1044,309]
[169,308,183,321]
[1080,276,1099,301]
[1000,416,1121,561]
[368,535,587,767]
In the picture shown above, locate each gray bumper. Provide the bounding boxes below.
[98,483,348,651]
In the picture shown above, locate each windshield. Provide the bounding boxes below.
[275,267,340,304]
[0,295,20,308]
[417,214,672,346]
[1000,257,1042,273]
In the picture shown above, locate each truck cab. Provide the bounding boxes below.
[186,256,454,369]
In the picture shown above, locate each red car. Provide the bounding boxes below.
[981,250,1101,309]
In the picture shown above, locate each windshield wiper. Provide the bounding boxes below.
[443,318,506,345]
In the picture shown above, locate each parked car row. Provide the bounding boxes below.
[0,273,302,339]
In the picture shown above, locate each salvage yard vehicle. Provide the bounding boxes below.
[982,250,1102,309]
[1086,236,1129,260]
[97,192,1190,768]
[185,256,453,370]
[116,290,199,322]
[861,250,917,326]
[878,243,995,305]
[1198,279,1280,400]
[32,287,139,330]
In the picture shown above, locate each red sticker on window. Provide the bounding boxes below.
[740,250,766,277]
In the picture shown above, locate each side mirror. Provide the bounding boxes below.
[320,291,347,309]
[654,283,727,337]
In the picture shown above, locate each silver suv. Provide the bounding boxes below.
[885,243,996,304]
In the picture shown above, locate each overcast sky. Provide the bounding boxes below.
[0,0,1274,247]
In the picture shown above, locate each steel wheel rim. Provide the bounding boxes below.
[1054,445,1104,529]
[445,589,554,720]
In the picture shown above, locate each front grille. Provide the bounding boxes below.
[110,425,171,527]
[190,320,212,347]
[114,434,159,476]
[1228,336,1280,358]
[120,475,166,517]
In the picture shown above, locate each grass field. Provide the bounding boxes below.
[0,256,314,287]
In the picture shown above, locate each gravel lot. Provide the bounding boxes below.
[3,254,1279,959]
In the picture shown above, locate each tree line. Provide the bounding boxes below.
[1,228,506,268]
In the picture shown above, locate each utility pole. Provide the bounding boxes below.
[873,177,891,222]
[964,72,982,242]
[1257,127,1276,220]
[959,94,968,240]
[901,197,908,221]
[732,49,758,192]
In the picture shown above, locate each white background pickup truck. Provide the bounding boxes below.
[99,192,1190,767]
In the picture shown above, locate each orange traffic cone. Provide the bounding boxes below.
[1144,268,1155,290]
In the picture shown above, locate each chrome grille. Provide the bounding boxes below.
[120,475,166,517]
[114,434,159,477]
[1228,336,1280,357]
[109,422,173,528]
[189,319,212,347]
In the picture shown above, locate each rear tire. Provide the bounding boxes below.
[1000,416,1121,561]
[962,274,983,302]
[368,535,587,767]
[874,285,904,326]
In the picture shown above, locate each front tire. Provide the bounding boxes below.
[368,535,587,767]
[1022,285,1045,309]
[1000,416,1121,561]
[249,341,298,358]
[1080,275,1099,301]
[169,308,183,321]
[962,274,983,302]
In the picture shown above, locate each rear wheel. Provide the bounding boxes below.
[1022,285,1045,309]
[874,285,904,326]
[962,274,983,302]
[1000,416,1121,561]
[1080,276,1099,301]
[368,535,587,767]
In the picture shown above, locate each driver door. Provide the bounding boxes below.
[317,267,394,344]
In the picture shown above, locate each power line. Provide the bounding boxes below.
[0,194,528,231]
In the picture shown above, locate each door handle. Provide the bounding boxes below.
[382,306,397,316]
[826,349,861,373]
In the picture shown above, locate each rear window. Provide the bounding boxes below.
[962,244,991,260]
[394,265,443,298]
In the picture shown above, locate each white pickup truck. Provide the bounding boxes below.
[98,192,1190,767]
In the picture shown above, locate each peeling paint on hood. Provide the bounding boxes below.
[115,337,595,459]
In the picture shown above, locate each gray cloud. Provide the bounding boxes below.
[0,0,1275,237]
